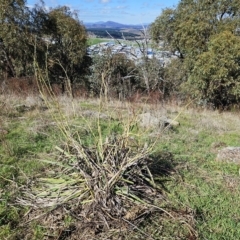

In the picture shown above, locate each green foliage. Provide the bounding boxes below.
[151,0,240,108]
[0,1,90,94]
[0,0,33,78]
[187,31,240,108]
[44,6,89,89]
[150,8,178,53]
[89,51,138,99]
[162,58,186,99]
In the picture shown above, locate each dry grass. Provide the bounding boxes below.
[2,91,240,239]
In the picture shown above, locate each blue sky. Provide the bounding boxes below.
[27,0,179,24]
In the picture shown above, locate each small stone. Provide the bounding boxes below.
[138,112,159,128]
[82,110,110,120]
[138,112,180,129]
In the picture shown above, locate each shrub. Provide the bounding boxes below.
[89,51,138,99]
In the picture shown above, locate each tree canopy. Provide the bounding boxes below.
[0,0,89,92]
[42,5,89,92]
[151,0,240,108]
[0,0,32,78]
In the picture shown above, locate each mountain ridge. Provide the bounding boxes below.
[84,21,149,29]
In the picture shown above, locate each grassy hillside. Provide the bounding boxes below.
[0,94,240,239]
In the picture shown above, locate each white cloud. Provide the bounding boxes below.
[100,0,111,3]
[116,5,127,9]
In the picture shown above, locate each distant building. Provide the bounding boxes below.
[87,42,175,66]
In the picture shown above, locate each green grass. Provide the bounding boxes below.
[1,97,240,239]
[151,110,240,239]
[0,102,61,238]
[87,38,111,45]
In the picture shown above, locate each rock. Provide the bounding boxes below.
[82,110,110,120]
[138,112,160,128]
[138,112,179,129]
[216,147,240,164]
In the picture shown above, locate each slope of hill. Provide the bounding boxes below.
[85,21,148,39]
[1,93,240,239]
[84,21,149,29]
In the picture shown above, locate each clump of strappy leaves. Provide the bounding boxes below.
[18,135,163,235]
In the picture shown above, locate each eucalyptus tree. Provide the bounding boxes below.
[0,0,32,78]
[0,1,90,95]
[43,6,89,94]
[151,0,240,108]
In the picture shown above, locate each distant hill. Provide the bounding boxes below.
[84,21,149,29]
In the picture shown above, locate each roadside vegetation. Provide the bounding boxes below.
[1,0,240,239]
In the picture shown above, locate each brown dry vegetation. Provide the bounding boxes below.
[0,77,90,98]
[0,77,168,104]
